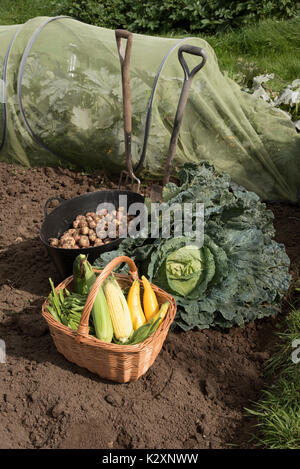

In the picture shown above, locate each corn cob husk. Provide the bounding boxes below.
[81,259,114,343]
[103,275,134,343]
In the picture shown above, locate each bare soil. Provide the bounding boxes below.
[0,162,299,450]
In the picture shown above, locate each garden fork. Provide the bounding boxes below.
[150,44,207,202]
[115,29,141,193]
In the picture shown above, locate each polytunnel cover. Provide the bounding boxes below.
[0,16,299,202]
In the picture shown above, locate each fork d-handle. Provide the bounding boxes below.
[115,29,135,177]
[163,45,207,187]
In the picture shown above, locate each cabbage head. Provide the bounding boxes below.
[95,162,291,330]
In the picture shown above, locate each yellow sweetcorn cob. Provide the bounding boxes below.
[103,275,134,343]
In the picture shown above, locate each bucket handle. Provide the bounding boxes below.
[43,196,65,218]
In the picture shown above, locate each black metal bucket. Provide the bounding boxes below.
[40,190,144,280]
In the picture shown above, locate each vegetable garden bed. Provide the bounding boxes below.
[0,162,299,449]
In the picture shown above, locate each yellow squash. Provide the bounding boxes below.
[141,275,159,321]
[127,280,146,330]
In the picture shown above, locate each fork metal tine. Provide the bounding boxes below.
[118,169,141,193]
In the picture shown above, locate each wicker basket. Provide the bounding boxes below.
[42,256,176,383]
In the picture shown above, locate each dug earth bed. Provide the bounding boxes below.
[0,162,299,449]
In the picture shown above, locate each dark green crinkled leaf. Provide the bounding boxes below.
[95,162,291,330]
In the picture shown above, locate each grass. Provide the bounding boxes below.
[202,17,300,93]
[165,16,300,94]
[0,0,53,25]
[246,304,300,449]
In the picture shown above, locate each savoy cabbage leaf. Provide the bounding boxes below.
[94,162,290,330]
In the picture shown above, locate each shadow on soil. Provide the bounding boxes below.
[0,237,59,295]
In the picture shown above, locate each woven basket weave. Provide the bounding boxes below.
[41,256,176,383]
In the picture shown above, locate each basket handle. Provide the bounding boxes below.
[75,256,139,341]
